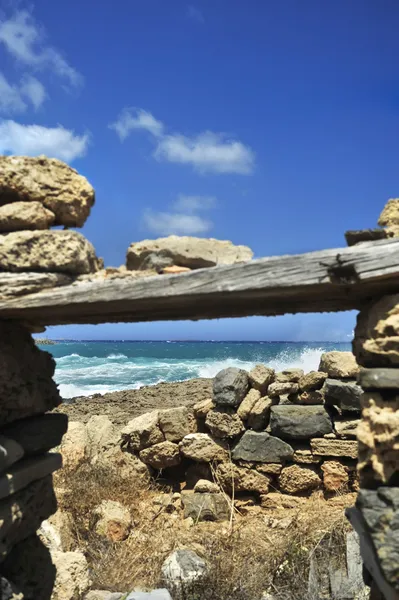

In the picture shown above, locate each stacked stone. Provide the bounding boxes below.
[120,351,361,521]
[345,196,399,246]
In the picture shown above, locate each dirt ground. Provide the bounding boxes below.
[56,378,212,425]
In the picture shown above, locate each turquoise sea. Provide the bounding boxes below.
[39,341,352,399]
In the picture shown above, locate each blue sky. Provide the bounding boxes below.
[0,0,397,340]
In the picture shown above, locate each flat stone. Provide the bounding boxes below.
[0,201,55,232]
[121,411,164,451]
[270,405,332,439]
[358,367,399,390]
[179,433,228,462]
[139,441,181,469]
[293,449,321,464]
[193,398,214,419]
[310,438,358,459]
[181,491,229,521]
[319,351,359,378]
[279,464,321,494]
[127,236,253,270]
[0,453,62,500]
[345,228,387,246]
[158,407,196,442]
[275,369,304,383]
[1,413,68,456]
[248,365,275,393]
[0,155,95,227]
[216,463,270,494]
[323,379,362,413]
[213,367,249,407]
[237,389,261,420]
[299,371,328,392]
[268,382,299,398]
[0,230,99,275]
[205,408,244,438]
[260,493,306,509]
[232,431,293,463]
[0,436,24,474]
[247,397,273,430]
[334,418,360,439]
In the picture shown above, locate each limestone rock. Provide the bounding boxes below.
[158,407,196,442]
[216,463,270,494]
[125,591,172,600]
[353,294,399,366]
[310,438,358,459]
[247,397,273,430]
[275,369,304,383]
[179,433,228,462]
[321,461,349,492]
[323,379,362,413]
[318,351,359,378]
[270,405,332,439]
[61,421,88,471]
[237,389,261,420]
[279,465,321,494]
[334,419,360,439]
[121,411,164,451]
[205,408,244,438]
[268,382,299,398]
[182,491,229,521]
[86,415,119,460]
[139,441,181,469]
[297,390,324,405]
[0,201,55,232]
[293,449,321,464]
[86,592,124,600]
[193,398,214,419]
[51,550,91,600]
[378,197,399,228]
[0,155,95,227]
[299,371,327,392]
[254,462,282,476]
[193,479,220,493]
[232,431,293,463]
[161,549,207,589]
[127,236,253,270]
[357,391,399,486]
[161,265,191,274]
[213,367,249,407]
[248,365,275,393]
[260,493,306,509]
[48,510,75,552]
[0,230,99,274]
[94,500,131,542]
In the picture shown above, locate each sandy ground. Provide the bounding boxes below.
[55,378,212,425]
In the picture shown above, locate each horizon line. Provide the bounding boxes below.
[36,338,351,343]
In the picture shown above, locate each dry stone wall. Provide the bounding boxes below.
[119,352,361,521]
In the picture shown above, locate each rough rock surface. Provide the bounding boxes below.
[121,411,164,451]
[356,391,399,486]
[278,465,321,494]
[213,367,249,407]
[237,389,261,420]
[139,441,181,469]
[310,439,358,459]
[321,461,349,492]
[86,415,119,461]
[85,592,124,600]
[182,491,229,521]
[260,493,306,509]
[0,201,55,232]
[205,408,244,438]
[248,365,275,393]
[299,371,327,392]
[334,419,360,439]
[127,236,253,270]
[158,407,196,442]
[296,390,324,405]
[268,382,299,398]
[193,398,214,419]
[353,295,399,366]
[318,352,359,378]
[125,591,172,600]
[94,500,131,542]
[0,155,95,227]
[161,549,207,589]
[275,369,304,383]
[60,422,88,471]
[247,397,273,430]
[378,197,399,228]
[179,433,228,462]
[51,550,91,600]
[323,379,362,413]
[293,449,321,464]
[232,431,293,463]
[193,479,220,493]
[270,405,332,439]
[216,463,270,495]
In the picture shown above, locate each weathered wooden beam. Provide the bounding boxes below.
[1,238,399,326]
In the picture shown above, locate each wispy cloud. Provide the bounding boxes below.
[110,108,255,175]
[172,194,216,212]
[143,210,212,236]
[20,75,46,109]
[0,10,83,89]
[0,120,89,161]
[0,73,27,113]
[187,5,205,24]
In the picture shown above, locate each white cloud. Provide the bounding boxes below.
[143,210,212,235]
[0,10,82,88]
[109,108,164,141]
[0,73,27,113]
[20,75,46,109]
[172,194,216,212]
[110,108,255,175]
[187,5,205,23]
[0,120,89,161]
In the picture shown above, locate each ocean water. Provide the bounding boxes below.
[39,341,352,399]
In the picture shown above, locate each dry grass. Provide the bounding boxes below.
[55,465,355,600]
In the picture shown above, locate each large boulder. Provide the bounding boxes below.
[248,365,275,393]
[205,408,244,438]
[0,155,95,227]
[182,491,230,521]
[232,431,293,463]
[269,405,332,440]
[275,369,304,383]
[161,549,207,590]
[213,368,249,407]
[94,500,131,542]
[179,433,228,462]
[278,465,321,494]
[323,379,362,413]
[0,230,99,274]
[318,352,359,378]
[216,463,270,495]
[158,407,196,442]
[0,201,55,232]
[121,411,164,451]
[126,236,253,270]
[139,441,181,469]
[299,371,327,392]
[60,421,88,471]
[353,295,399,367]
[86,415,119,460]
